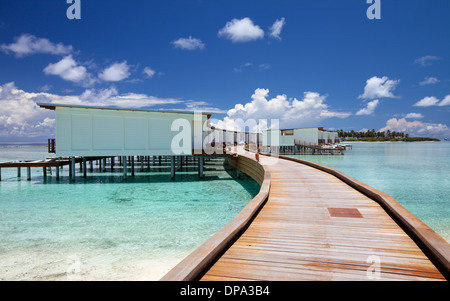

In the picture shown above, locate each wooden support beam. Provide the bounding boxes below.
[131,156,135,176]
[83,157,87,178]
[199,156,204,179]
[171,156,175,180]
[122,156,127,179]
[17,167,21,178]
[27,166,31,181]
[56,165,60,181]
[71,156,76,181]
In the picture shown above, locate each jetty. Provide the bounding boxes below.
[162,148,450,281]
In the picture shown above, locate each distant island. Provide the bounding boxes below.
[338,129,440,142]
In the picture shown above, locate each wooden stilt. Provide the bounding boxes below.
[70,157,76,181]
[122,156,127,179]
[171,156,175,180]
[56,165,60,181]
[83,157,87,178]
[199,156,204,179]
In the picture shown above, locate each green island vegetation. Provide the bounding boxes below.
[338,129,440,142]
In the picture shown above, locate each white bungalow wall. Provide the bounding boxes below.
[55,107,208,156]
[293,128,319,146]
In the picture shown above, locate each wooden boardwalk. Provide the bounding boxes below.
[198,154,447,281]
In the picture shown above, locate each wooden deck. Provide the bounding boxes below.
[161,150,449,281]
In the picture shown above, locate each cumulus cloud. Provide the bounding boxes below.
[0,82,55,138]
[99,61,131,82]
[212,88,351,131]
[356,99,379,116]
[171,36,205,50]
[269,17,286,40]
[359,76,400,99]
[438,95,450,107]
[414,95,450,107]
[380,118,450,138]
[0,33,73,57]
[419,76,440,86]
[414,55,442,67]
[43,55,96,87]
[405,113,424,119]
[218,18,264,42]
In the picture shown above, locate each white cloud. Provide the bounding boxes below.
[359,76,400,99]
[172,36,205,50]
[212,88,351,131]
[380,118,450,138]
[414,55,442,67]
[0,33,73,57]
[320,110,352,118]
[414,95,450,107]
[269,17,286,40]
[356,99,379,115]
[218,18,264,42]
[0,82,55,138]
[439,95,450,107]
[143,67,156,78]
[405,113,424,119]
[43,55,95,86]
[414,96,439,107]
[99,61,131,82]
[419,76,440,86]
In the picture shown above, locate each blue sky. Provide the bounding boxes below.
[1,0,449,142]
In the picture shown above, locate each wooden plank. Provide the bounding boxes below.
[197,150,447,281]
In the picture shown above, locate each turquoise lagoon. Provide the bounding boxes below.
[287,142,450,242]
[0,145,260,280]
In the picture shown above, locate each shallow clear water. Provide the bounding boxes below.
[287,142,450,242]
[0,146,260,280]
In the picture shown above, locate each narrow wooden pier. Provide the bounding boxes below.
[162,150,450,281]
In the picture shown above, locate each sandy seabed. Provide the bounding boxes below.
[0,251,182,281]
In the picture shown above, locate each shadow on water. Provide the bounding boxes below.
[29,157,261,195]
